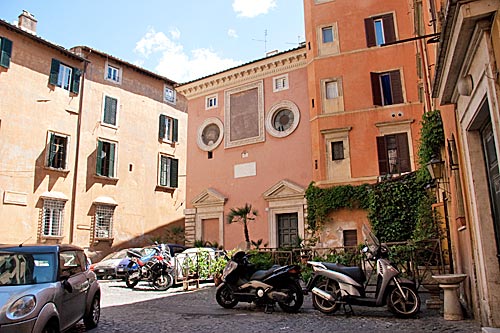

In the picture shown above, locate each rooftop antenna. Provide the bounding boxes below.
[252,29,268,54]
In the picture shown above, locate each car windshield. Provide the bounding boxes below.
[0,252,56,286]
[102,249,128,261]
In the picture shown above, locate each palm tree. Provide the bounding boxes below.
[227,203,258,249]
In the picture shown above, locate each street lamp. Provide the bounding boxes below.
[426,157,444,180]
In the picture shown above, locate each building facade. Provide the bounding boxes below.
[178,47,312,249]
[0,12,187,259]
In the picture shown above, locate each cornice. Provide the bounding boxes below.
[177,49,307,99]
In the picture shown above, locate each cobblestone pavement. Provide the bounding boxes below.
[69,280,482,333]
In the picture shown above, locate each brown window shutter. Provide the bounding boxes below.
[371,72,382,106]
[364,17,376,47]
[382,14,396,44]
[390,70,404,104]
[377,136,389,175]
[396,133,411,172]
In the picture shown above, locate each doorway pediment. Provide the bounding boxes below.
[263,179,305,201]
[192,188,227,208]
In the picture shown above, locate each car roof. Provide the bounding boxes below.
[0,244,84,254]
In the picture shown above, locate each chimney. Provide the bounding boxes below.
[18,10,37,34]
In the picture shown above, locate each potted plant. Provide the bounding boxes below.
[210,254,228,286]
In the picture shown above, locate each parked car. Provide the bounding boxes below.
[116,244,188,280]
[91,248,134,280]
[0,244,101,332]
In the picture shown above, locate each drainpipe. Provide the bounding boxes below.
[69,56,88,244]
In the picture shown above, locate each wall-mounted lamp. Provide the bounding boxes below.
[426,157,445,180]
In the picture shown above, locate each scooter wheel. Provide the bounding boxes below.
[153,273,173,291]
[277,281,303,313]
[216,283,238,309]
[387,285,421,318]
[312,279,340,314]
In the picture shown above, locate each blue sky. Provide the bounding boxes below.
[2,0,305,83]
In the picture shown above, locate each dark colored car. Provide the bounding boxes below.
[90,248,132,280]
[115,244,188,280]
[0,244,100,332]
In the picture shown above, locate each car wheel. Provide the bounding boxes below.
[83,294,100,329]
[41,320,58,333]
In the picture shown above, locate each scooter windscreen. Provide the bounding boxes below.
[362,224,380,255]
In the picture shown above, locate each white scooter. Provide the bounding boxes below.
[306,226,420,318]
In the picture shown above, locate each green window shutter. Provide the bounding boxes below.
[108,143,115,178]
[104,96,117,125]
[47,132,56,167]
[70,67,81,94]
[159,114,166,139]
[96,140,103,176]
[160,155,167,186]
[172,118,178,142]
[0,37,13,68]
[49,59,60,86]
[169,158,179,188]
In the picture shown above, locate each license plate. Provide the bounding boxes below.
[118,268,124,272]
[98,269,105,273]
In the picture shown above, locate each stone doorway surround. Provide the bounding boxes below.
[184,188,226,247]
[263,179,307,248]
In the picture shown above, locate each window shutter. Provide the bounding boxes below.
[376,136,389,175]
[47,132,56,167]
[364,18,376,47]
[390,70,404,104]
[49,59,60,86]
[169,158,179,188]
[108,143,115,178]
[0,37,13,68]
[96,140,103,176]
[172,118,178,142]
[70,67,81,94]
[104,96,117,125]
[60,136,68,169]
[382,14,396,44]
[159,114,166,139]
[370,72,382,106]
[396,133,411,172]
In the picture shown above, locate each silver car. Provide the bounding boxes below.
[0,244,100,333]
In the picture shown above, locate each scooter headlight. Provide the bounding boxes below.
[7,295,36,320]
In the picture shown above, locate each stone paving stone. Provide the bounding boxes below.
[68,280,482,333]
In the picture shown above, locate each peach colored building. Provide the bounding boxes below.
[178,47,312,249]
[303,0,437,246]
[0,13,187,259]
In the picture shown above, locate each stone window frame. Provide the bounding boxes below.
[197,117,224,151]
[265,100,300,138]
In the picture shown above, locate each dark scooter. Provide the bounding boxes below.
[306,225,421,318]
[216,251,304,313]
[125,244,174,291]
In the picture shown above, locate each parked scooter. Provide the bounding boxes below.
[306,225,420,318]
[216,251,303,313]
[125,244,174,291]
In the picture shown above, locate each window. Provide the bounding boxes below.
[96,139,116,178]
[197,117,224,151]
[46,132,69,170]
[206,95,218,109]
[343,230,358,247]
[322,26,334,43]
[158,114,178,142]
[94,205,114,239]
[59,251,84,276]
[365,14,396,47]
[370,70,403,106]
[105,63,121,83]
[0,37,13,68]
[159,155,179,188]
[331,141,344,160]
[265,100,300,138]
[42,199,65,237]
[49,59,81,94]
[273,74,289,92]
[376,133,411,175]
[325,81,339,99]
[102,95,118,126]
[164,86,176,104]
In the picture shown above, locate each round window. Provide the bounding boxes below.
[266,100,300,138]
[197,118,224,151]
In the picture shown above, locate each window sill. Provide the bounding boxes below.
[41,235,64,240]
[44,166,71,174]
[155,185,176,192]
[94,237,114,244]
[94,174,119,183]
[100,122,119,130]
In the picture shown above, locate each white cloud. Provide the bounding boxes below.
[227,29,238,38]
[134,27,241,83]
[232,0,277,18]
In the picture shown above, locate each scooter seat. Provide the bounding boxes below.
[322,262,366,284]
[250,265,281,281]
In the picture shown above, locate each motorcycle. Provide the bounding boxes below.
[125,244,174,291]
[215,251,304,313]
[306,225,421,318]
